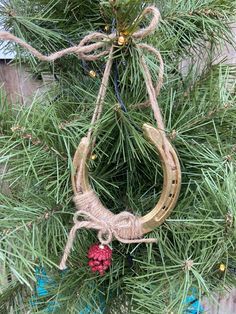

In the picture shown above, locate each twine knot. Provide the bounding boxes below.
[59,191,156,270]
[74,210,144,245]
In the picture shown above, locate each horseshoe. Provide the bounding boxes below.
[72,123,181,234]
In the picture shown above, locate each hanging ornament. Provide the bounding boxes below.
[58,6,181,272]
[88,244,112,275]
[0,6,182,274]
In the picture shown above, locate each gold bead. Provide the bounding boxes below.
[90,154,97,161]
[122,30,129,36]
[104,25,109,31]
[89,70,96,78]
[118,35,125,46]
[219,263,226,272]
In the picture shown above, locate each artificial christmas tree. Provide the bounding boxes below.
[0,1,236,313]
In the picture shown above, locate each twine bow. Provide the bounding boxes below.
[77,211,144,245]
[0,6,173,270]
[59,190,156,270]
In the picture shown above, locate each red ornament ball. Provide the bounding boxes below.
[88,244,112,275]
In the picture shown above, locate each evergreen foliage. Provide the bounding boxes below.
[0,0,236,313]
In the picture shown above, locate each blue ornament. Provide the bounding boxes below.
[30,266,105,313]
[30,266,61,312]
[35,266,52,297]
[183,288,203,314]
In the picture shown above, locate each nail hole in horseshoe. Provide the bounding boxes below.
[162,205,166,211]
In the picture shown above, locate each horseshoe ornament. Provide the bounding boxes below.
[0,6,182,271]
[72,123,181,235]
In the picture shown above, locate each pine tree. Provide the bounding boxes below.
[0,0,236,313]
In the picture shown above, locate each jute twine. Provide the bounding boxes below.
[0,6,172,270]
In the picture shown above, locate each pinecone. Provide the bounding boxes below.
[88,244,112,275]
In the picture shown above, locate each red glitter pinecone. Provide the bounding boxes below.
[88,244,112,275]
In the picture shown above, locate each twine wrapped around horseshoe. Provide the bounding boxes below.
[0,6,181,270]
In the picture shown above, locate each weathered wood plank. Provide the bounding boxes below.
[0,60,42,104]
[0,61,43,301]
[203,289,236,314]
